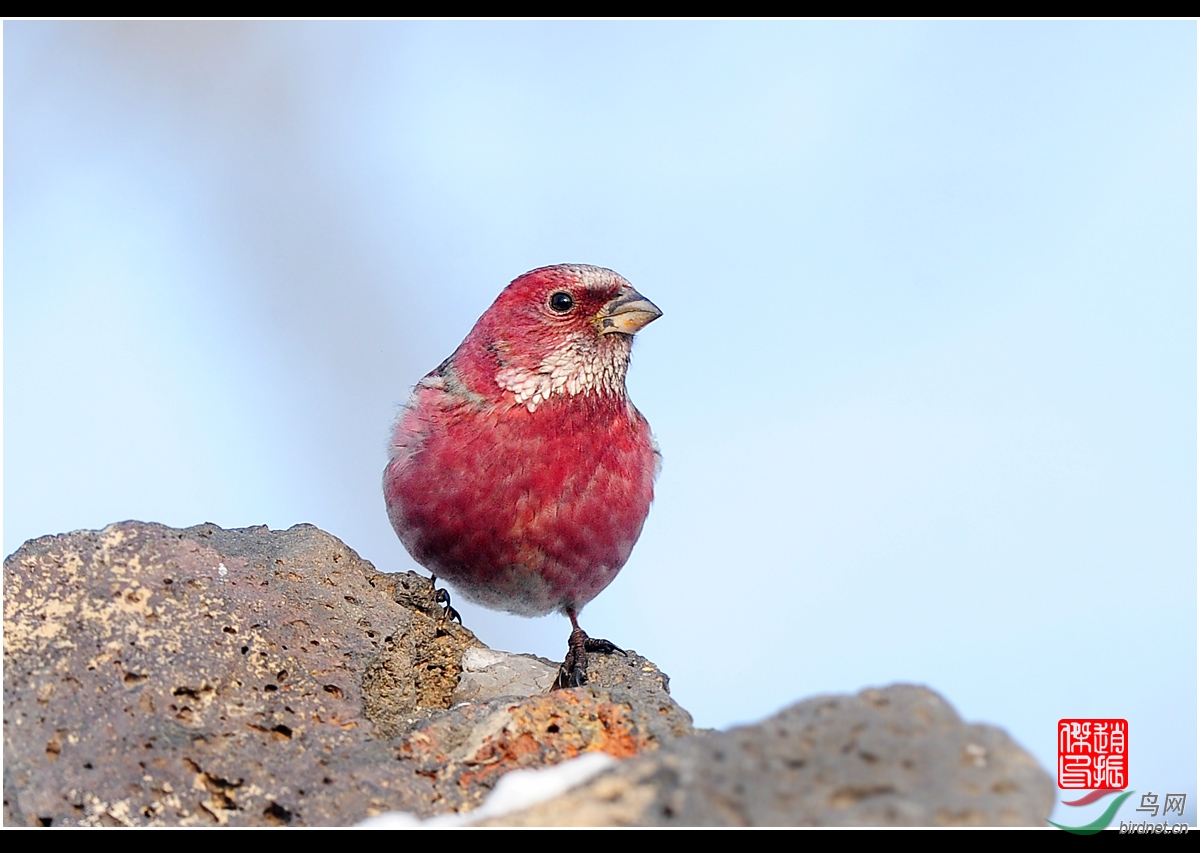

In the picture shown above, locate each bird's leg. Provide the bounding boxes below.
[553,610,625,689]
[429,575,461,624]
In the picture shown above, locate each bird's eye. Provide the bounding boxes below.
[548,291,575,313]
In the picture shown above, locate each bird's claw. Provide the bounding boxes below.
[553,659,584,690]
[583,637,625,655]
[435,589,461,624]
[430,579,462,624]
[552,626,622,689]
[568,663,586,688]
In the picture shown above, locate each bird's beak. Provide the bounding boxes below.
[594,288,662,336]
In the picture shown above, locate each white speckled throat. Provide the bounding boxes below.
[494,332,632,413]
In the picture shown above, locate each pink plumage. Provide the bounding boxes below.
[383,265,662,685]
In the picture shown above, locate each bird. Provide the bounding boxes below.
[383,264,662,688]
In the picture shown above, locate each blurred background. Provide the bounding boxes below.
[4,21,1195,824]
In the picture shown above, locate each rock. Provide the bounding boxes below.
[390,646,694,816]
[4,521,1052,826]
[480,684,1055,826]
[1,522,690,826]
[396,686,689,815]
[450,648,558,704]
[2,522,479,826]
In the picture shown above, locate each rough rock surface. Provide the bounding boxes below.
[451,648,558,704]
[481,685,1055,826]
[4,521,1052,827]
[3,522,688,826]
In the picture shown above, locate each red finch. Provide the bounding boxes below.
[383,264,662,687]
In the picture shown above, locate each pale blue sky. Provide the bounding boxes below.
[4,21,1195,825]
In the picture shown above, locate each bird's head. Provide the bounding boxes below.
[455,265,661,412]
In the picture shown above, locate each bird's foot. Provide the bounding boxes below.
[553,626,625,689]
[433,585,462,624]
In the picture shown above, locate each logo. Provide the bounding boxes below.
[1050,718,1129,834]
[1058,718,1128,789]
[1049,789,1136,834]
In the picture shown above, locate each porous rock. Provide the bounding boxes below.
[396,646,694,815]
[480,684,1055,826]
[4,521,1051,827]
[2,522,687,826]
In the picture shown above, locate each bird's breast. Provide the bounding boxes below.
[383,390,657,614]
